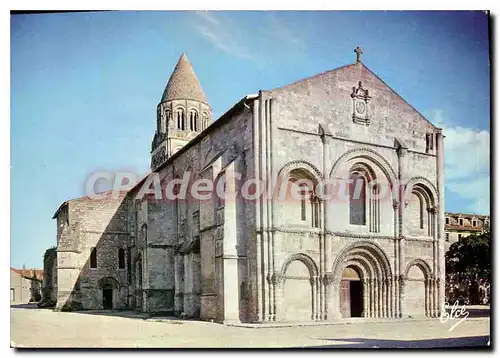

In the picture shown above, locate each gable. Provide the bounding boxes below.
[269,62,439,152]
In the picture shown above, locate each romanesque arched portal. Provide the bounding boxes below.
[332,241,393,318]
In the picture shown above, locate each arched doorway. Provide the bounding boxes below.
[97,277,119,310]
[102,283,113,309]
[340,266,364,318]
[332,241,393,319]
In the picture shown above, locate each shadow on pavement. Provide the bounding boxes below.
[11,304,190,323]
[67,309,186,323]
[309,335,490,348]
[311,336,491,349]
[10,303,42,309]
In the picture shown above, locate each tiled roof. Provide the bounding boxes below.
[52,187,131,219]
[160,53,208,104]
[11,268,44,281]
[445,224,484,232]
[445,212,490,218]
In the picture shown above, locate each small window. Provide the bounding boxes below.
[118,248,125,269]
[473,220,477,227]
[217,181,226,208]
[300,183,307,221]
[425,133,434,153]
[313,199,320,228]
[240,282,246,300]
[127,248,132,284]
[202,113,209,130]
[349,172,366,226]
[445,233,449,242]
[459,218,463,226]
[90,247,97,268]
[446,218,449,225]
[176,109,185,130]
[190,110,198,131]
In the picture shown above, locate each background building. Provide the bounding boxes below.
[10,268,43,303]
[444,212,490,249]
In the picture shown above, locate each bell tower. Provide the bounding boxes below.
[151,53,212,171]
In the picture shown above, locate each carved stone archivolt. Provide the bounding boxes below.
[404,176,439,205]
[329,147,398,184]
[280,253,319,279]
[277,160,324,182]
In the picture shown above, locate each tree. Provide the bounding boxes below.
[445,230,491,304]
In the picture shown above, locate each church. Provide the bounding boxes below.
[49,48,445,323]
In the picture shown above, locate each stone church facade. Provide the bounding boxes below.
[49,49,445,323]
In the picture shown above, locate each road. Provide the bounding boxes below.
[10,305,490,348]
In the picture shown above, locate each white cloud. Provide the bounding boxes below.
[196,11,220,26]
[192,12,306,61]
[447,178,490,214]
[262,13,307,53]
[193,11,253,59]
[429,109,490,214]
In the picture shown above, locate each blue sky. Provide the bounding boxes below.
[11,11,490,268]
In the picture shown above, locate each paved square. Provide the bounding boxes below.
[10,306,490,348]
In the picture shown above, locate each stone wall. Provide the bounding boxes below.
[130,99,255,321]
[42,247,57,302]
[55,192,130,310]
[244,61,444,322]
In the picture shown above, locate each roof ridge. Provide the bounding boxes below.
[268,62,357,92]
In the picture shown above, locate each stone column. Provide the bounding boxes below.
[320,128,332,322]
[426,277,430,317]
[399,275,406,318]
[377,278,382,318]
[392,200,400,318]
[324,273,338,320]
[435,131,445,312]
[363,280,369,318]
[319,275,325,320]
[384,279,389,318]
[272,273,284,321]
[252,97,263,323]
[311,276,317,321]
[368,278,373,318]
[220,161,241,324]
[397,145,408,319]
[316,276,321,320]
[430,205,439,318]
[388,278,393,318]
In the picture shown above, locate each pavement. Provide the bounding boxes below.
[10,304,490,348]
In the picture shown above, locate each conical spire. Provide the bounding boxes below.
[161,53,208,104]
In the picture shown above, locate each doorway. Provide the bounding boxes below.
[349,280,363,317]
[103,288,113,309]
[339,266,364,318]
